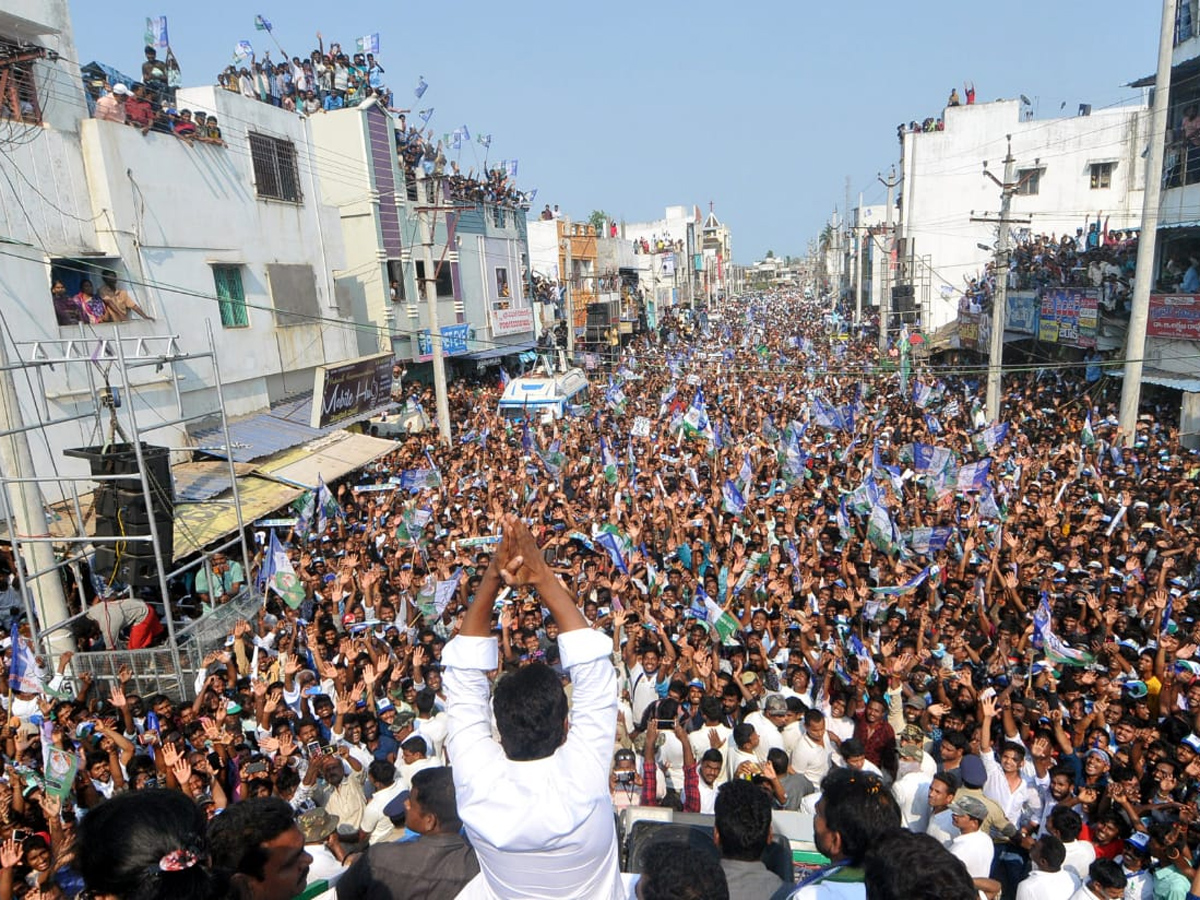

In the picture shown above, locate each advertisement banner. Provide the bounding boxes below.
[1148,295,1200,341]
[959,312,982,350]
[1039,288,1097,348]
[310,353,393,428]
[1006,291,1038,335]
[491,307,534,336]
[416,324,470,361]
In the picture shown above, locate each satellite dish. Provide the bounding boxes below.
[1020,94,1032,106]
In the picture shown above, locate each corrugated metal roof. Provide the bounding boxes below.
[1115,367,1200,393]
[173,462,257,502]
[190,393,384,463]
[467,340,537,360]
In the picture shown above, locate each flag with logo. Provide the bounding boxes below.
[596,530,629,575]
[254,14,272,30]
[871,565,932,596]
[315,475,340,534]
[292,490,315,537]
[703,597,741,642]
[8,622,42,694]
[1033,593,1094,665]
[956,459,992,493]
[145,16,170,51]
[261,531,305,609]
[414,76,428,98]
[682,389,713,441]
[356,33,380,54]
[1081,412,1096,447]
[973,422,1010,456]
[722,479,746,515]
[601,438,618,484]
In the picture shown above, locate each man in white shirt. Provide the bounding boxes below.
[411,690,449,761]
[790,708,838,785]
[444,515,626,900]
[688,696,732,764]
[1068,858,1127,900]
[742,694,787,762]
[358,760,407,845]
[1016,835,1078,900]
[891,739,933,831]
[1046,806,1094,886]
[925,772,961,847]
[947,795,995,880]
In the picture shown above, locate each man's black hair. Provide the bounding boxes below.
[410,766,462,832]
[1048,805,1083,842]
[491,662,568,760]
[714,778,773,861]
[863,828,977,900]
[701,748,724,766]
[414,688,437,714]
[639,841,729,900]
[699,695,724,722]
[1087,859,1127,891]
[930,771,959,793]
[400,736,428,756]
[1033,834,1066,871]
[208,796,297,880]
[368,759,395,787]
[766,747,790,775]
[819,767,902,865]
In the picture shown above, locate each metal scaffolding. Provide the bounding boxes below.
[0,322,254,699]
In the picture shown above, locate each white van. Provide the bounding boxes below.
[497,368,590,421]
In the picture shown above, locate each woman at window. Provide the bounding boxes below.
[74,279,109,325]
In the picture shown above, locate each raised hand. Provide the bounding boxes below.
[0,837,21,869]
[172,759,192,787]
[109,684,127,710]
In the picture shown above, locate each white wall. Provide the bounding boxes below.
[902,100,1147,327]
[527,219,560,279]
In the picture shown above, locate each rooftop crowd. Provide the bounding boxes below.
[9,289,1200,899]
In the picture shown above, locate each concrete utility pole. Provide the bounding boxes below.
[855,191,864,326]
[878,167,898,353]
[973,137,1033,423]
[563,218,574,356]
[415,168,452,443]
[1120,0,1175,444]
[0,332,72,659]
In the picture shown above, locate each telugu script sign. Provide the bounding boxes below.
[491,307,534,336]
[1148,295,1200,341]
[310,353,393,429]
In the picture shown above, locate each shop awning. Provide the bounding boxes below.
[1114,367,1200,393]
[171,431,398,560]
[258,431,398,490]
[190,392,392,464]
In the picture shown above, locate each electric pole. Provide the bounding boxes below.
[563,217,574,357]
[878,167,898,354]
[972,137,1033,422]
[1120,0,1174,444]
[415,168,452,443]
[855,190,864,326]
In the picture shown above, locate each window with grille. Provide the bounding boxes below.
[0,37,42,124]
[1090,162,1114,190]
[1015,168,1042,196]
[212,265,249,328]
[248,132,301,202]
[414,260,454,299]
[493,206,506,228]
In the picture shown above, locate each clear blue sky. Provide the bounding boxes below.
[71,1,1159,262]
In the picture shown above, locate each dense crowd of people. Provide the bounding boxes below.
[10,289,1200,899]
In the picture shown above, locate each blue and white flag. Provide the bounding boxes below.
[433,568,464,616]
[234,40,253,61]
[356,33,380,54]
[315,475,340,534]
[973,423,1010,456]
[254,14,272,30]
[414,76,428,98]
[682,389,713,440]
[145,16,170,51]
[477,133,492,148]
[505,159,518,178]
[956,459,992,493]
[418,107,434,123]
[871,566,932,596]
[722,479,746,515]
[399,469,441,492]
[658,384,677,419]
[905,527,953,555]
[913,443,953,474]
[601,438,618,484]
[8,622,42,694]
[261,531,305,609]
[596,531,629,575]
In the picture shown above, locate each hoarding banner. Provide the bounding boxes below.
[1148,294,1200,341]
[491,307,534,336]
[310,353,393,429]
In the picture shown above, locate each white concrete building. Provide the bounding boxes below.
[899,99,1148,328]
[0,0,366,510]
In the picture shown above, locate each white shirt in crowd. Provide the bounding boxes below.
[742,710,784,762]
[789,731,837,784]
[1016,869,1078,900]
[948,829,995,880]
[1060,840,1096,886]
[891,771,932,831]
[444,629,626,900]
[358,779,406,845]
[925,808,959,847]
